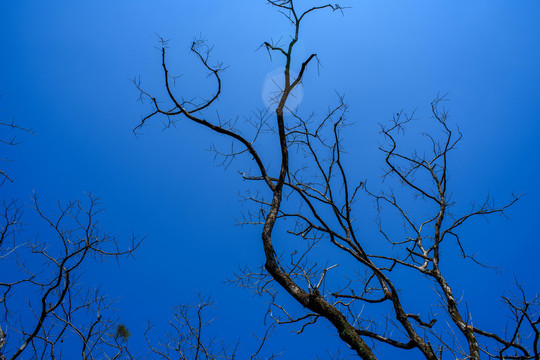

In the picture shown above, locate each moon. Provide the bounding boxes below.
[261,67,304,112]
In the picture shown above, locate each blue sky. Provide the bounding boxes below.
[1,0,540,358]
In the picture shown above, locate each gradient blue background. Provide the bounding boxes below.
[1,0,539,358]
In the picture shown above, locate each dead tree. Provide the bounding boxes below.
[0,117,141,359]
[0,192,141,360]
[144,294,278,360]
[134,1,538,359]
